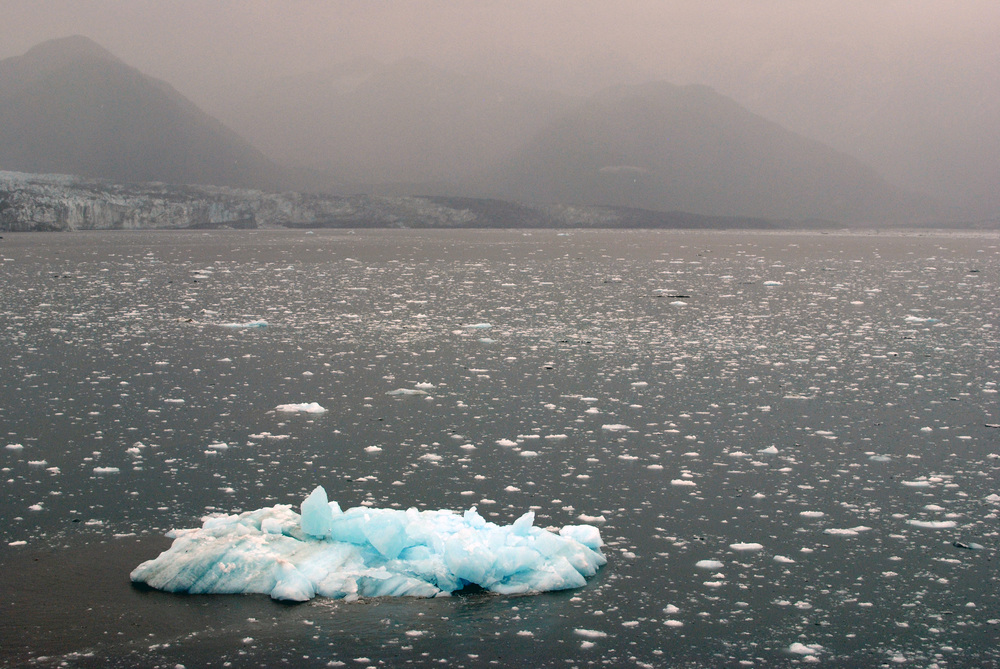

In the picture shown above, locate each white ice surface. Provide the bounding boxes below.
[274,402,327,413]
[131,486,606,602]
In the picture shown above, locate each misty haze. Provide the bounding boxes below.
[1,3,998,668]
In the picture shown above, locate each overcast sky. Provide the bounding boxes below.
[2,1,998,215]
[2,0,997,102]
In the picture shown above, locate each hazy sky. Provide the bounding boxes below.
[2,0,998,215]
[3,0,997,102]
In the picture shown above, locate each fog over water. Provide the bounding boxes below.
[2,0,998,218]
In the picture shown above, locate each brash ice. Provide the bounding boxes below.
[130,486,606,602]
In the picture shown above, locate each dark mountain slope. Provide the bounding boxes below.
[0,36,285,189]
[489,82,940,224]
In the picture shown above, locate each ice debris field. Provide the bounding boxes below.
[131,486,606,602]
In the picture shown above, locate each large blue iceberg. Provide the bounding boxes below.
[130,486,606,602]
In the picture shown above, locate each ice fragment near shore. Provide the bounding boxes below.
[131,486,606,602]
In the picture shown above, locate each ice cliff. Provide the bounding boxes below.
[0,170,813,231]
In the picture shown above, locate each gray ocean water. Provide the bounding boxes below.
[1,229,997,668]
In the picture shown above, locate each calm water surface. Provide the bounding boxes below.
[1,229,997,667]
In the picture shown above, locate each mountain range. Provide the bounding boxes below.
[0,36,959,225]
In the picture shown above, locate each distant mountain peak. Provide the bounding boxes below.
[20,35,123,68]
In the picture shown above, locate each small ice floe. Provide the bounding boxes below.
[762,281,782,286]
[496,439,517,447]
[695,559,725,570]
[5,443,24,450]
[901,480,932,488]
[206,441,229,450]
[386,388,428,396]
[601,424,631,432]
[799,511,825,518]
[758,446,779,455]
[952,541,984,550]
[463,323,492,329]
[414,382,436,390]
[773,555,796,564]
[729,542,764,552]
[907,520,958,529]
[220,320,268,328]
[275,403,327,413]
[574,629,607,639]
[789,642,823,656]
[823,526,872,536]
[93,466,120,474]
[670,479,696,486]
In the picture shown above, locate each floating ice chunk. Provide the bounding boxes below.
[695,559,725,570]
[762,281,782,286]
[463,323,492,329]
[496,439,517,447]
[93,466,120,474]
[758,446,779,455]
[799,511,825,518]
[601,424,630,432]
[131,488,605,601]
[729,542,764,552]
[907,520,958,529]
[824,526,872,536]
[574,629,607,639]
[386,388,428,396]
[773,555,796,564]
[414,383,436,390]
[788,642,823,656]
[220,320,268,328]
[670,479,696,486]
[901,480,932,488]
[5,443,24,450]
[275,402,327,413]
